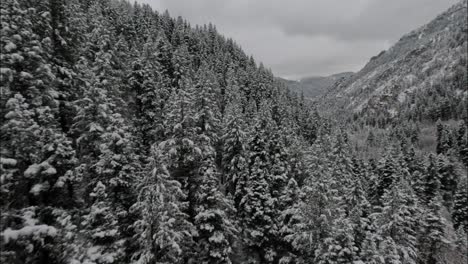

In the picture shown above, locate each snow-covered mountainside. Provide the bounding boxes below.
[322,1,467,122]
[2,1,468,263]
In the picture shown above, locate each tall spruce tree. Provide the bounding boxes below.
[131,150,193,264]
[374,179,422,264]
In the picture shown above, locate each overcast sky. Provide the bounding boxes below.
[136,0,458,80]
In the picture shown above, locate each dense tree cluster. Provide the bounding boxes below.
[0,0,466,264]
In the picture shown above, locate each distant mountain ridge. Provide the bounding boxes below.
[320,1,467,123]
[280,72,353,99]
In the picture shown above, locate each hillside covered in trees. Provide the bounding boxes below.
[1,0,467,264]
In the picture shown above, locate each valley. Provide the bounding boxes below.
[0,0,467,263]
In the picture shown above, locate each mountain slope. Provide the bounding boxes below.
[1,1,314,263]
[322,1,467,123]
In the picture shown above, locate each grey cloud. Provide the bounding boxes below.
[276,0,459,41]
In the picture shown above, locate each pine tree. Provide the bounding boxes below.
[286,176,340,263]
[0,2,77,262]
[371,147,404,204]
[1,0,76,206]
[267,127,301,262]
[239,154,275,262]
[222,93,248,199]
[172,44,192,90]
[456,121,468,167]
[452,178,467,232]
[77,181,125,263]
[436,121,451,155]
[128,39,164,152]
[341,177,373,258]
[193,157,236,264]
[404,147,425,176]
[418,196,449,264]
[374,179,421,264]
[367,130,375,147]
[314,216,358,264]
[71,66,139,264]
[131,150,193,264]
[453,227,468,263]
[158,60,199,221]
[193,63,221,153]
[359,226,383,264]
[423,155,441,203]
[378,238,402,264]
[278,178,301,264]
[328,130,356,189]
[436,154,459,205]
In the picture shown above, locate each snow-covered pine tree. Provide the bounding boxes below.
[423,154,441,203]
[182,62,238,263]
[436,121,450,155]
[285,136,344,263]
[75,181,125,263]
[193,63,221,155]
[456,120,468,167]
[267,126,302,262]
[237,106,277,262]
[452,226,468,263]
[158,45,201,223]
[238,155,274,262]
[193,156,236,264]
[374,179,422,264]
[128,38,163,153]
[1,2,77,262]
[131,150,193,264]
[452,177,467,232]
[436,154,459,205]
[286,177,338,263]
[341,177,373,258]
[278,177,301,264]
[222,92,248,200]
[314,216,358,264]
[71,62,139,264]
[371,147,406,205]
[418,196,449,264]
[68,4,144,261]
